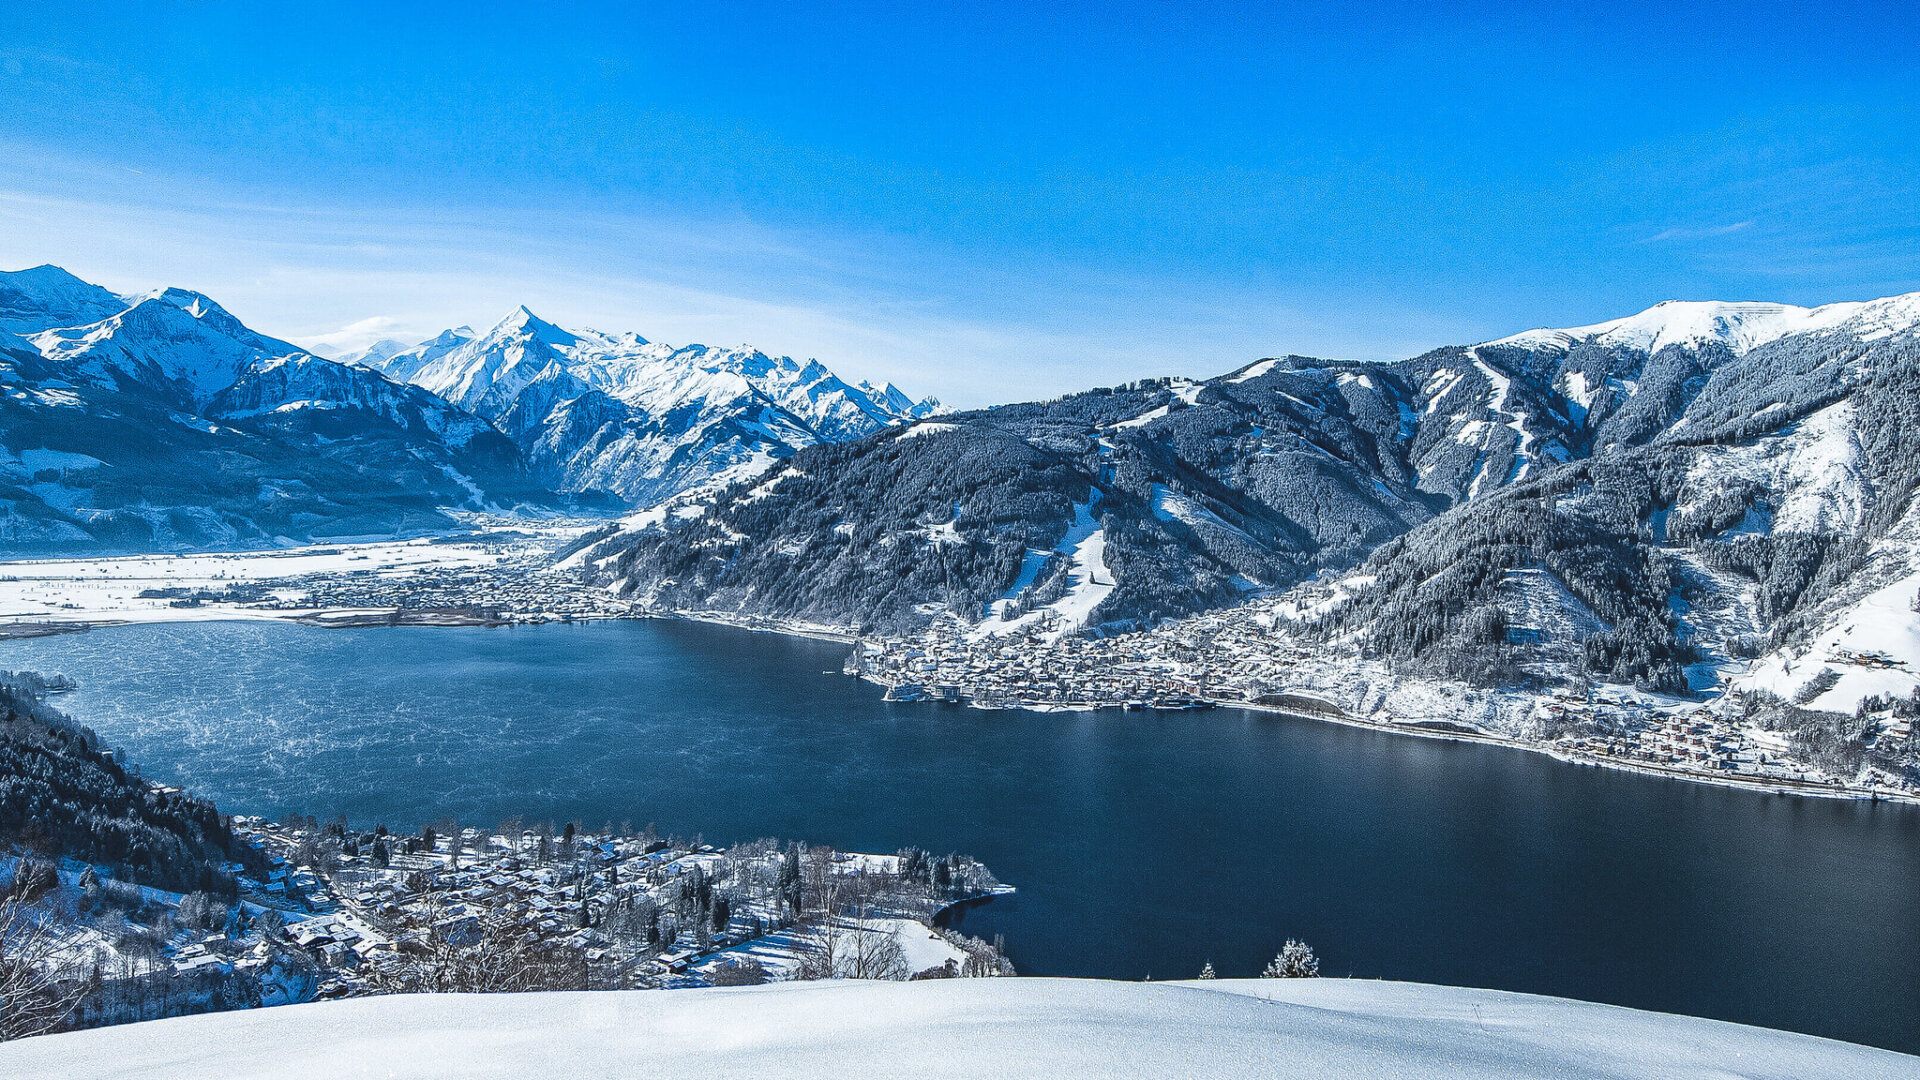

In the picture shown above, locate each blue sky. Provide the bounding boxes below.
[1,1,1915,405]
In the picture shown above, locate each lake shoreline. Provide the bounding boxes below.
[9,596,1910,808]
[1230,699,1920,807]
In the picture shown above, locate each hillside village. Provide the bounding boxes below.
[222,816,1013,998]
[2,811,1014,1042]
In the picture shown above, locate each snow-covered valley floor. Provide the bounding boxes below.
[0,518,603,625]
[4,978,1911,1079]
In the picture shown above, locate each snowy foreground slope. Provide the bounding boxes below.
[6,978,1912,1080]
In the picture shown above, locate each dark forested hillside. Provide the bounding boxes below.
[1311,451,1696,693]
[0,671,239,893]
[581,366,1449,634]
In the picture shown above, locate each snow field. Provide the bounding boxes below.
[4,977,1911,1079]
[0,523,590,624]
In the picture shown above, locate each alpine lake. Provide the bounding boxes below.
[7,618,1918,1053]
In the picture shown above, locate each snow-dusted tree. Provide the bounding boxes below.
[1198,961,1216,979]
[1,895,88,1041]
[776,845,803,922]
[958,933,1015,978]
[1261,939,1319,979]
[174,891,222,931]
[795,912,908,982]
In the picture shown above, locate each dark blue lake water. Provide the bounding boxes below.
[5,619,1918,1053]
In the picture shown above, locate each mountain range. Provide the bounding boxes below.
[571,289,1920,746]
[338,310,939,506]
[10,258,1920,766]
[0,266,934,550]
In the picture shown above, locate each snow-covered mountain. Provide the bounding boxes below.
[207,353,502,450]
[28,287,312,406]
[1488,295,1920,357]
[0,263,943,549]
[337,327,476,384]
[1231,291,1920,757]
[577,288,1920,775]
[0,264,130,335]
[4,978,1906,1079]
[365,308,942,505]
[0,266,547,551]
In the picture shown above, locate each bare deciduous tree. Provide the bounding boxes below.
[837,914,908,981]
[1,896,89,1042]
[368,898,586,994]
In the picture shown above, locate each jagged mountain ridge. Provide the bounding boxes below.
[574,290,1920,733]
[0,266,548,551]
[359,308,943,505]
[0,264,942,551]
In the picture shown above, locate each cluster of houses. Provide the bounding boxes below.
[253,560,633,624]
[228,819,717,993]
[1548,709,1750,771]
[219,817,995,997]
[855,618,1239,711]
[847,600,1920,797]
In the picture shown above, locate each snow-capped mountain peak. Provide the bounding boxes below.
[863,380,943,417]
[337,338,412,367]
[0,266,547,550]
[482,305,582,350]
[368,309,941,504]
[28,292,306,402]
[147,286,236,322]
[348,326,475,383]
[874,381,913,411]
[397,307,590,420]
[0,264,132,334]
[1485,296,1900,356]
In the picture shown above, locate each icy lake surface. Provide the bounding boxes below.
[6,619,1919,1053]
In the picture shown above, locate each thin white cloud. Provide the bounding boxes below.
[292,315,410,357]
[1636,221,1756,244]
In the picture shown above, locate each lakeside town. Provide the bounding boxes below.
[11,809,1016,1034]
[843,603,1920,804]
[0,519,630,628]
[2,527,1914,806]
[230,815,1013,997]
